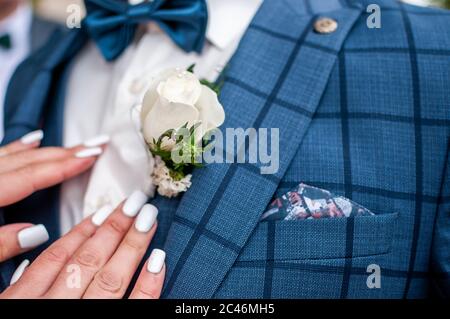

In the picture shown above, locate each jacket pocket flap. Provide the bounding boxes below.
[238,212,399,261]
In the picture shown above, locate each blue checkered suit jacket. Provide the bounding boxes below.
[1,0,449,298]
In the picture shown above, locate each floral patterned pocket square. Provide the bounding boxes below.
[261,183,375,222]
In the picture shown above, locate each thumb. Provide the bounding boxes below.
[0,224,49,263]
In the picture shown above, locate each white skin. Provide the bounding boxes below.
[0,137,165,299]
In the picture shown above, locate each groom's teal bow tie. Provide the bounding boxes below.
[0,33,12,50]
[83,0,208,61]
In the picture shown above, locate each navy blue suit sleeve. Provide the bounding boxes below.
[430,142,450,298]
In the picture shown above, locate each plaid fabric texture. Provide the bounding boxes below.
[1,0,449,298]
[150,0,450,299]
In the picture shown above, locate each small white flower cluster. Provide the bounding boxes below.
[151,156,192,198]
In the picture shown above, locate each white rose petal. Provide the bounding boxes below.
[156,71,202,105]
[141,68,179,123]
[195,85,226,133]
[143,96,199,145]
[141,67,225,151]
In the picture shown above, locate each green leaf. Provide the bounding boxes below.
[189,121,202,136]
[187,63,196,73]
[149,121,217,180]
[169,168,186,181]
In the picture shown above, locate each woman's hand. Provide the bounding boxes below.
[0,197,165,299]
[0,130,108,263]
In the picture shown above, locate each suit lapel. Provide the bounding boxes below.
[162,0,364,298]
[30,16,58,53]
[2,29,86,263]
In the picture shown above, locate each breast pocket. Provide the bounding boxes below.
[238,212,399,261]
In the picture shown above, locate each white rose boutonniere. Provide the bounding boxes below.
[141,65,225,198]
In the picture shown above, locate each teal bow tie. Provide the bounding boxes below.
[0,33,11,50]
[83,0,208,62]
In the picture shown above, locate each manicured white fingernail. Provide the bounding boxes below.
[135,204,158,233]
[17,224,49,249]
[147,249,165,274]
[83,134,110,148]
[75,147,103,158]
[20,130,44,145]
[123,190,148,217]
[10,259,30,286]
[91,205,114,226]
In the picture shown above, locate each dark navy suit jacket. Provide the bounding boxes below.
[1,0,449,298]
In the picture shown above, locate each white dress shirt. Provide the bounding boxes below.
[60,0,262,234]
[0,3,32,142]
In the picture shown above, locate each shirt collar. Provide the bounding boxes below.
[205,0,263,50]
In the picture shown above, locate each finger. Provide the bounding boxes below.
[45,195,147,299]
[0,130,44,157]
[129,249,166,299]
[0,147,76,175]
[0,134,110,174]
[0,223,39,263]
[0,147,103,206]
[2,217,98,298]
[83,205,158,299]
